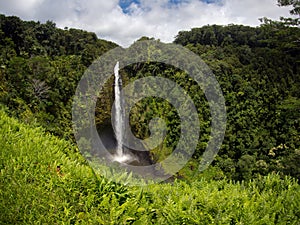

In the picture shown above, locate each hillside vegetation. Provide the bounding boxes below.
[0,3,300,222]
[0,14,117,139]
[0,14,299,181]
[0,107,299,224]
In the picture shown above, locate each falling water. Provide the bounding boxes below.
[114,62,123,156]
[113,62,131,163]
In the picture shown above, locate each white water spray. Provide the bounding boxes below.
[114,62,123,156]
[113,62,131,163]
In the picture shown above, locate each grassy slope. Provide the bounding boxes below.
[0,107,299,224]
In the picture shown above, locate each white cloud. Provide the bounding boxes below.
[0,0,43,17]
[0,0,294,46]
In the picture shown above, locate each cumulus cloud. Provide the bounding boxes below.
[0,0,293,46]
[0,0,43,17]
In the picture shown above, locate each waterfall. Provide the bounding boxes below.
[114,61,123,156]
[113,62,132,163]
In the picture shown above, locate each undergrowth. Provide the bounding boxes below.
[0,107,299,224]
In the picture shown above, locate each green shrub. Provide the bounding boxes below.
[0,108,299,224]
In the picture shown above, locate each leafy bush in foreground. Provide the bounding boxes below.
[0,107,299,224]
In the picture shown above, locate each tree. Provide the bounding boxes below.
[277,0,300,25]
[277,0,300,16]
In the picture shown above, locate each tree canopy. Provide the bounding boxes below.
[0,14,299,181]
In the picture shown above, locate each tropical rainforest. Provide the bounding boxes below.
[0,0,299,224]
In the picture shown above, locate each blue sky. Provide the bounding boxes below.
[0,0,293,46]
[119,0,220,14]
[119,0,141,14]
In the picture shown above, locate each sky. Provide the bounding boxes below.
[0,0,293,46]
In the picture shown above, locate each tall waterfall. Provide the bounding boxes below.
[113,62,132,163]
[114,62,123,156]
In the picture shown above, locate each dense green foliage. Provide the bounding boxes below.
[0,1,300,222]
[0,107,299,224]
[0,14,117,139]
[173,23,300,180]
[0,14,299,181]
[117,23,300,181]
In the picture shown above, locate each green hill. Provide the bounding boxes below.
[0,14,299,181]
[0,107,299,224]
[0,11,300,224]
